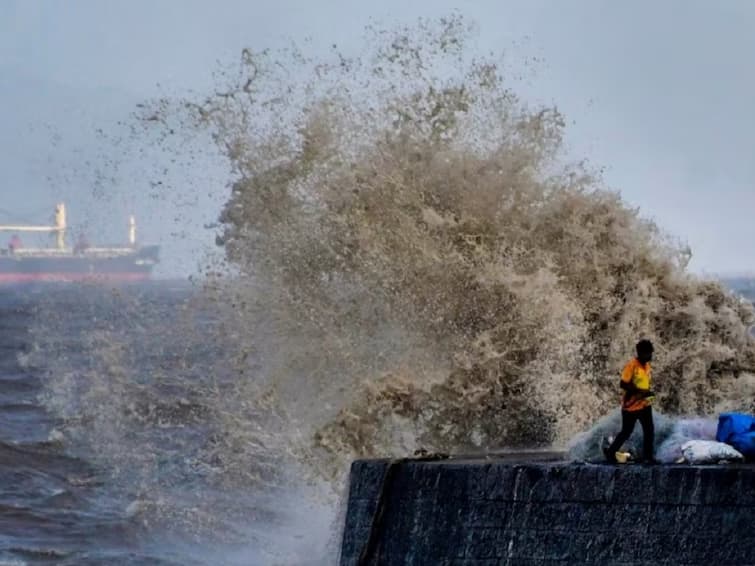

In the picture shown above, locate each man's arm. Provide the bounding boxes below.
[620,380,653,397]
[620,363,653,396]
[620,363,636,392]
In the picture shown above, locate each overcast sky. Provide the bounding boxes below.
[1,0,754,275]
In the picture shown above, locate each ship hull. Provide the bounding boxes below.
[0,245,159,284]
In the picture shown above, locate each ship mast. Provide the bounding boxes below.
[128,215,136,246]
[0,203,67,250]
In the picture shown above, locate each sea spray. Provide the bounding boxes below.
[140,16,755,462]
[29,16,755,564]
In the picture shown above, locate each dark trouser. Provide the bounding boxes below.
[607,406,655,461]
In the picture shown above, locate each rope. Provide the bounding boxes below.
[357,450,449,566]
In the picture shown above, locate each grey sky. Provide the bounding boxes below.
[1,0,754,275]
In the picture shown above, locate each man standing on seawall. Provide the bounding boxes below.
[604,339,657,464]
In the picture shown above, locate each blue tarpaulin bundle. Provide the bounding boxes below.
[716,413,755,459]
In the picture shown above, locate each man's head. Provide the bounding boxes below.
[636,339,654,364]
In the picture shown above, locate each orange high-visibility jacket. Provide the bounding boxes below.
[620,358,653,412]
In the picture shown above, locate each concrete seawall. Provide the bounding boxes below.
[340,456,755,565]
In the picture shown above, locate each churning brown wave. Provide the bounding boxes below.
[141,16,755,482]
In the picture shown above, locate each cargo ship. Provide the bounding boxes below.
[0,203,159,283]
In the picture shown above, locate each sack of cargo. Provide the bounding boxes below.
[680,440,744,464]
[716,413,755,458]
[656,418,718,464]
